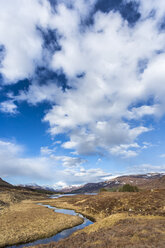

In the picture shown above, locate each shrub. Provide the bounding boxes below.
[119,184,139,192]
[99,188,108,192]
[107,187,118,192]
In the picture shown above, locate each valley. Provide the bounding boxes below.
[0,175,165,248]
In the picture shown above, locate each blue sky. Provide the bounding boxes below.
[0,0,165,188]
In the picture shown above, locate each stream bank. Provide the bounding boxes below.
[8,195,94,248]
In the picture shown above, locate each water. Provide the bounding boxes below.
[8,194,94,248]
[50,193,77,199]
[50,193,97,199]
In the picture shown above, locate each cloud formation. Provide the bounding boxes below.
[0,100,17,114]
[1,0,165,176]
[0,139,110,186]
[0,0,54,83]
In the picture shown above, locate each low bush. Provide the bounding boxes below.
[99,188,108,192]
[119,184,139,192]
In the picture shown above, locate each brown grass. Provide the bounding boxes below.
[0,200,83,247]
[33,190,165,248]
[1,188,165,247]
[40,189,165,221]
[0,187,48,211]
[33,214,165,248]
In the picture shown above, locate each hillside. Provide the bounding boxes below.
[0,178,13,187]
[0,177,57,211]
[70,173,165,193]
[107,173,165,190]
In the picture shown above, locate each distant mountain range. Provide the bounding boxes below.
[17,183,58,192]
[1,173,165,193]
[0,178,58,194]
[67,173,165,193]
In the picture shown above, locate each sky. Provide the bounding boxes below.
[0,0,165,188]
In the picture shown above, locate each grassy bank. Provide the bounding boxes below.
[0,187,83,247]
[33,189,165,248]
[39,189,165,221]
[33,214,165,248]
[1,188,165,247]
[0,186,49,211]
[0,200,83,247]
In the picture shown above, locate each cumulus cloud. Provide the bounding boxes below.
[126,0,165,19]
[13,82,62,105]
[43,2,165,157]
[109,143,140,158]
[0,100,18,114]
[51,155,86,168]
[0,0,54,83]
[52,181,68,189]
[1,0,165,160]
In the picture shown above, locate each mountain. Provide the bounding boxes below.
[1,173,164,194]
[0,178,13,187]
[59,185,83,193]
[18,183,58,192]
[69,173,165,193]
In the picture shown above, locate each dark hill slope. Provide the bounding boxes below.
[0,178,13,187]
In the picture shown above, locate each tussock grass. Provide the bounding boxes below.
[0,201,83,247]
[0,187,47,210]
[34,190,165,248]
[40,189,165,221]
[32,214,165,248]
[1,188,165,247]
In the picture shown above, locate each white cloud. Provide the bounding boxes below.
[52,181,68,189]
[0,139,53,180]
[51,155,86,168]
[126,0,165,19]
[15,82,62,105]
[0,0,53,83]
[0,139,110,186]
[129,163,165,174]
[0,100,18,114]
[109,143,140,158]
[43,4,165,156]
[61,123,150,156]
[40,146,56,155]
[59,166,112,186]
[1,0,165,159]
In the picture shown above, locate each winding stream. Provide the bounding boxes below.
[8,194,94,248]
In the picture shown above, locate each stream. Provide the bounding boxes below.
[8,194,94,248]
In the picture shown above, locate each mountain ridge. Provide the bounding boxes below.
[68,173,165,193]
[1,173,164,193]
[0,178,13,187]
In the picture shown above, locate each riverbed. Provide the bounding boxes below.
[8,194,94,248]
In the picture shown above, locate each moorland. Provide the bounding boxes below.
[0,175,165,248]
[0,183,83,247]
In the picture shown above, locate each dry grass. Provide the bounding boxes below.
[33,190,165,248]
[33,214,165,248]
[0,187,48,211]
[0,200,83,247]
[40,189,165,221]
[1,188,165,247]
